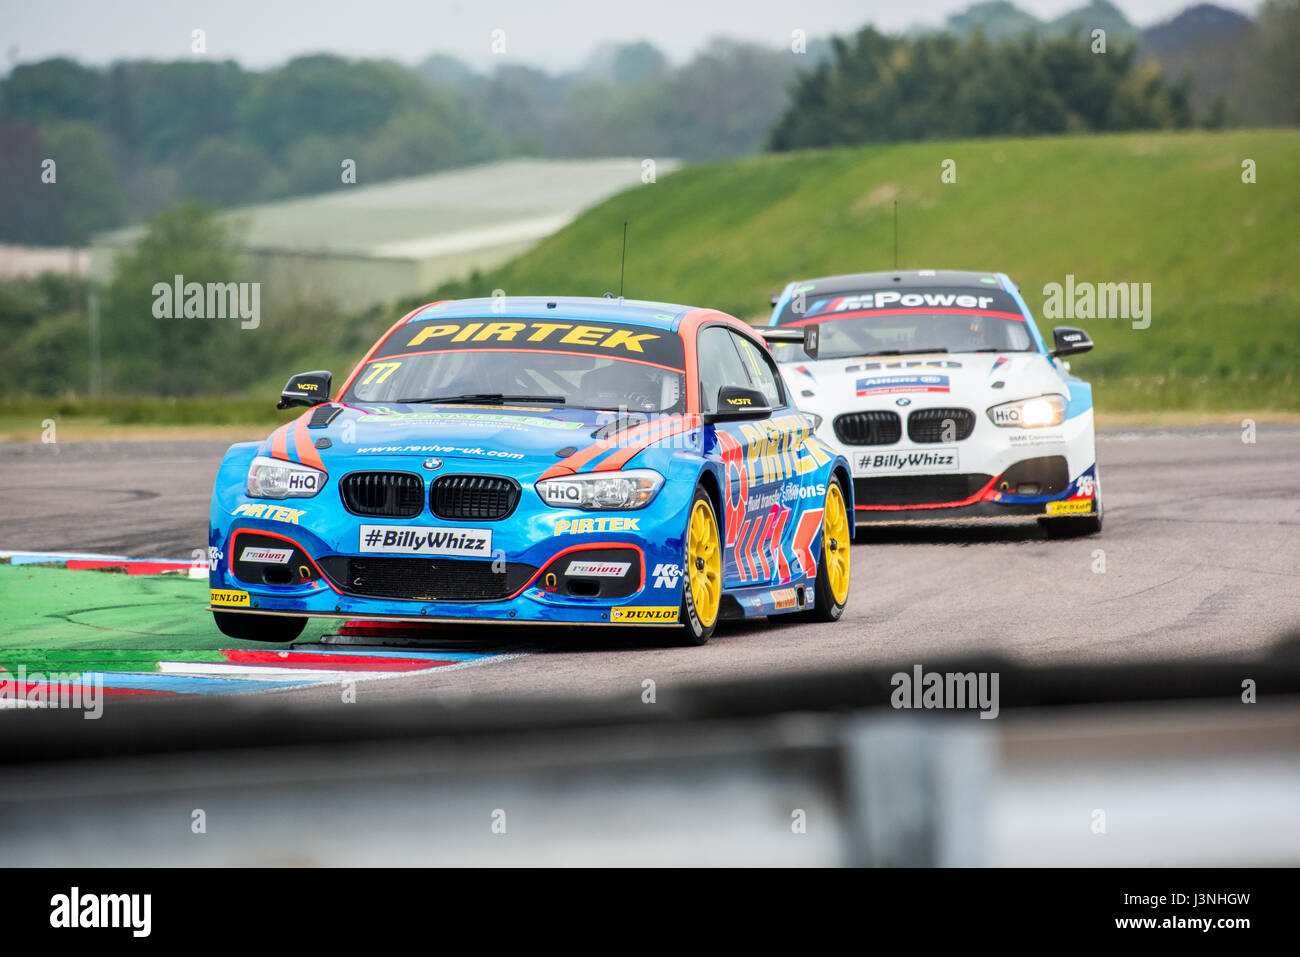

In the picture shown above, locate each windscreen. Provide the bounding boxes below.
[344,317,687,413]
[771,285,1034,360]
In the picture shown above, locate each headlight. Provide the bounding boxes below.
[804,412,824,431]
[535,469,664,510]
[987,394,1066,429]
[245,455,327,499]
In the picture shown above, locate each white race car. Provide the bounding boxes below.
[765,269,1101,536]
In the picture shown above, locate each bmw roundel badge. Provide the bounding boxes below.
[422,458,443,471]
[896,397,912,407]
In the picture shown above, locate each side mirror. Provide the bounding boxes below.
[770,293,780,307]
[758,325,820,359]
[803,325,820,360]
[703,386,771,424]
[277,370,332,410]
[1050,326,1093,358]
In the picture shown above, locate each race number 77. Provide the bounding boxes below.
[361,361,401,385]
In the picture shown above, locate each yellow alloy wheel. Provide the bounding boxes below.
[823,482,851,606]
[687,498,722,628]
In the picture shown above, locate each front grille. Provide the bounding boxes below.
[834,410,902,445]
[907,408,976,443]
[317,556,536,602]
[340,471,424,518]
[430,475,519,521]
[855,473,993,507]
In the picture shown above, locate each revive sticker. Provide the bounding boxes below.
[567,560,631,577]
[240,547,293,564]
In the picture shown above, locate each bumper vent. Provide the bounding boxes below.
[907,408,976,443]
[317,556,535,602]
[833,410,902,446]
[339,471,424,518]
[430,475,520,521]
[998,456,1070,495]
[230,532,315,587]
[855,473,993,507]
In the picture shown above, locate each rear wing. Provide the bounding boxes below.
[758,325,820,359]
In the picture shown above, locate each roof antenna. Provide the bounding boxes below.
[893,199,899,272]
[618,220,628,299]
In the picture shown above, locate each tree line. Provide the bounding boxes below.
[1,3,1297,248]
[0,54,502,245]
[768,29,1192,150]
[0,42,803,248]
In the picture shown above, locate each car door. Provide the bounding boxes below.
[698,324,801,588]
[729,330,818,588]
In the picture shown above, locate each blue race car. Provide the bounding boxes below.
[208,297,854,645]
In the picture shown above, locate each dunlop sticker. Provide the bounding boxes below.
[611,606,678,624]
[1046,498,1093,515]
[210,589,250,607]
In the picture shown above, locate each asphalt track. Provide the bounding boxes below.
[2,427,1298,705]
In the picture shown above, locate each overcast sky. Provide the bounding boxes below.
[4,0,1262,72]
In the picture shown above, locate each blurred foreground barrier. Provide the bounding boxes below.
[1,646,1297,866]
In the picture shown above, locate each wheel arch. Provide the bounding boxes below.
[695,464,723,526]
[830,460,855,536]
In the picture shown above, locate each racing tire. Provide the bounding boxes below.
[1039,470,1104,538]
[790,475,852,623]
[672,486,723,646]
[213,610,308,643]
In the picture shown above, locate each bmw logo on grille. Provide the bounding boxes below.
[422,458,443,470]
[895,397,912,407]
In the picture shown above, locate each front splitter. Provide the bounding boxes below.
[205,606,682,627]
